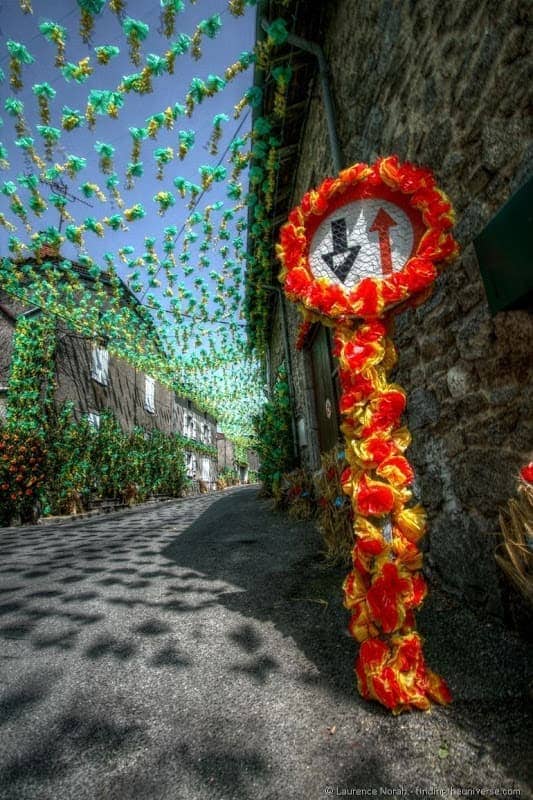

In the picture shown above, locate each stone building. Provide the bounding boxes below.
[175,395,217,486]
[0,262,218,489]
[250,0,532,617]
[217,433,260,483]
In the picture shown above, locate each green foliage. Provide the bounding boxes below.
[253,364,294,495]
[41,405,189,516]
[6,314,56,435]
[0,428,46,525]
[233,441,248,465]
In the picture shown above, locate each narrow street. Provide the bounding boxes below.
[0,487,531,800]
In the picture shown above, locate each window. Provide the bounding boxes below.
[91,346,109,386]
[87,411,101,429]
[144,375,155,413]
[186,414,195,439]
[185,451,197,478]
[202,423,210,443]
[200,456,210,481]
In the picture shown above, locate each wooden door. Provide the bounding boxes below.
[309,324,340,452]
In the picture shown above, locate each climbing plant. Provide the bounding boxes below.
[253,364,294,495]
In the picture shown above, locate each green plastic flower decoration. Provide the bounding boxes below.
[64,224,84,245]
[267,18,288,45]
[124,203,146,221]
[61,60,93,84]
[206,74,226,94]
[2,181,17,196]
[123,18,150,66]
[154,191,176,214]
[84,217,104,236]
[272,65,292,84]
[171,34,191,55]
[199,14,222,38]
[7,41,34,64]
[77,0,105,12]
[106,174,119,190]
[65,155,86,174]
[245,86,262,107]
[154,147,173,164]
[146,54,168,76]
[188,78,207,104]
[5,98,24,117]
[127,162,144,177]
[36,125,61,143]
[33,83,56,100]
[94,45,120,64]
[94,141,115,158]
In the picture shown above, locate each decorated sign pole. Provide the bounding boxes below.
[277,156,458,713]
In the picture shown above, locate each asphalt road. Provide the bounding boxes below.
[0,486,531,800]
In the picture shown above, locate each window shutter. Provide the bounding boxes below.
[145,375,155,413]
[87,411,101,429]
[91,347,109,385]
[200,456,210,481]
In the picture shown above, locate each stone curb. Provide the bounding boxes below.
[33,484,256,530]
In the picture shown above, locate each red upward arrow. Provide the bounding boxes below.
[369,208,398,275]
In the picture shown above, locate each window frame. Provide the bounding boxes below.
[144,375,156,414]
[91,345,109,386]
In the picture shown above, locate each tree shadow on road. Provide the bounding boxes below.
[161,487,533,792]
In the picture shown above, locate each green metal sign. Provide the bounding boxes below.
[475,176,533,314]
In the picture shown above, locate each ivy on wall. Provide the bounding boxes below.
[253,363,294,495]
[6,313,56,434]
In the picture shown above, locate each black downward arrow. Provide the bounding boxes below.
[321,218,360,283]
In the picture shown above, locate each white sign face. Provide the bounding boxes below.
[308,198,415,290]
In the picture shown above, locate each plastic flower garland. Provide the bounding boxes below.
[277,157,458,713]
[0,1,274,445]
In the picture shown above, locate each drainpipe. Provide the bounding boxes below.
[261,19,343,173]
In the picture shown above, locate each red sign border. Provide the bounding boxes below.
[277,157,459,321]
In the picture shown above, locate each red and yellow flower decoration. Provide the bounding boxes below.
[277,157,458,713]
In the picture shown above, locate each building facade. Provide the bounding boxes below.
[0,266,218,491]
[175,396,218,486]
[250,0,532,618]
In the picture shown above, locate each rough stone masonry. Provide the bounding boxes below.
[284,0,532,616]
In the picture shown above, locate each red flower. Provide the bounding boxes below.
[301,188,329,216]
[397,163,435,193]
[352,535,386,576]
[356,474,395,516]
[520,463,533,483]
[339,163,369,185]
[367,562,410,632]
[362,436,397,466]
[405,573,427,609]
[288,206,304,227]
[350,278,383,317]
[376,455,414,487]
[371,666,405,710]
[278,222,306,268]
[284,267,310,297]
[358,637,389,668]
[361,390,406,437]
[400,258,437,293]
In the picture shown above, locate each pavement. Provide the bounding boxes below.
[0,486,531,800]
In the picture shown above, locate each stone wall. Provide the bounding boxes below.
[0,309,15,389]
[217,434,235,471]
[55,327,175,435]
[280,0,532,614]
